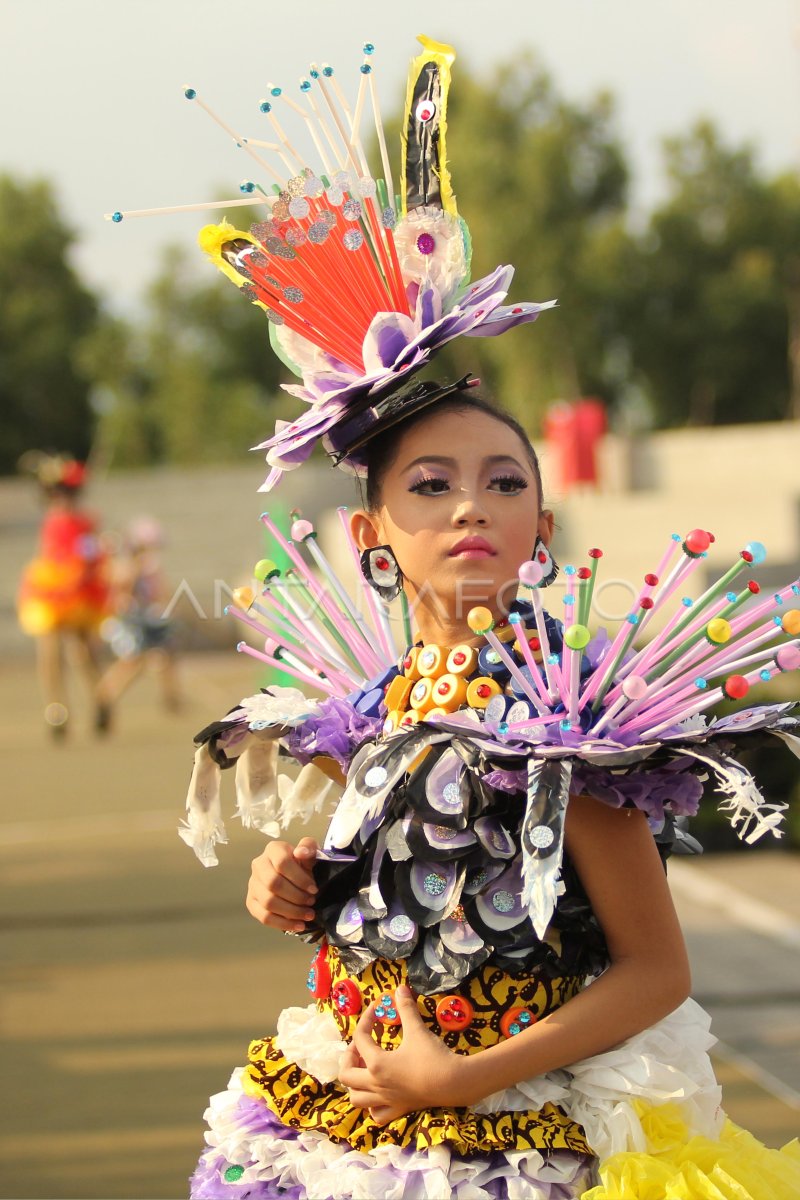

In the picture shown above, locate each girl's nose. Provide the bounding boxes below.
[451,492,489,527]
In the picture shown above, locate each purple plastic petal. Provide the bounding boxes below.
[362,312,416,372]
[466,300,557,338]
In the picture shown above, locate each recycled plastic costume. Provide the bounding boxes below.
[114,35,800,1199]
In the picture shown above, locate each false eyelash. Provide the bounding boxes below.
[408,473,449,493]
[491,473,528,489]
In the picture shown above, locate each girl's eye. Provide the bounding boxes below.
[490,474,528,494]
[409,474,449,495]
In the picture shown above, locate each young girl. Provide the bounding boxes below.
[184,394,800,1199]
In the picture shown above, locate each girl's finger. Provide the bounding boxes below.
[346,1088,382,1110]
[352,1003,381,1061]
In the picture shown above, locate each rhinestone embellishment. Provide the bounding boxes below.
[492,889,515,913]
[442,781,460,806]
[424,871,448,897]
[364,766,388,788]
[530,824,555,849]
[388,914,414,938]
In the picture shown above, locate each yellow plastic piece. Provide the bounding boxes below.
[385,675,414,711]
[466,677,502,708]
[400,35,457,218]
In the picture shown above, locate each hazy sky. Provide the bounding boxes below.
[3,0,800,313]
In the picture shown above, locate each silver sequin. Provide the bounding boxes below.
[491,889,515,913]
[364,765,388,789]
[529,825,555,849]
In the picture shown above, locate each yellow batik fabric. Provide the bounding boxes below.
[245,949,591,1156]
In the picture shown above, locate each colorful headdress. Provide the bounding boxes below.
[108,37,555,489]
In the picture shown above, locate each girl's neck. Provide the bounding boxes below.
[407,587,515,649]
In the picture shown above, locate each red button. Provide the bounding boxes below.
[307,944,331,1000]
[331,979,362,1017]
[435,995,474,1031]
[500,1006,537,1038]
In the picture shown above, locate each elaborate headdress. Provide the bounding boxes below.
[108,37,555,489]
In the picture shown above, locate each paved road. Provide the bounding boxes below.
[1,653,798,1199]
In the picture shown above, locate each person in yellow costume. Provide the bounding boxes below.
[17,453,110,737]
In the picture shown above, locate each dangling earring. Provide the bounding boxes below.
[532,536,559,587]
[360,544,403,601]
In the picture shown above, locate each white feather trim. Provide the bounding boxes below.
[234,737,280,837]
[178,743,228,867]
[278,762,340,828]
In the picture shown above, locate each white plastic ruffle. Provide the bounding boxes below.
[199,1069,597,1200]
[274,1004,347,1084]
[564,995,723,1159]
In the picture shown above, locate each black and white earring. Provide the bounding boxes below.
[360,544,403,601]
[532,537,559,588]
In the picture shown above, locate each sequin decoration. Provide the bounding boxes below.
[288,197,310,219]
[265,309,284,325]
[250,221,275,241]
[441,781,460,807]
[224,1165,245,1183]
[469,868,489,889]
[530,825,555,849]
[308,221,330,244]
[342,199,363,221]
[433,825,458,840]
[382,206,397,229]
[388,914,415,938]
[286,227,307,247]
[286,175,306,197]
[424,871,448,897]
[333,170,351,190]
[450,904,466,922]
[492,889,515,913]
[364,765,388,788]
[304,175,325,198]
[283,286,303,304]
[272,201,290,222]
[358,176,377,197]
[343,229,364,251]
[417,232,436,255]
[326,187,344,207]
[318,210,337,229]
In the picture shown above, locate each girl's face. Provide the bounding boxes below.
[352,408,554,639]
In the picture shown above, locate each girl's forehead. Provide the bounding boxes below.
[394,410,529,465]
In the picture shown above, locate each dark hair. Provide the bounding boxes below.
[361,393,544,512]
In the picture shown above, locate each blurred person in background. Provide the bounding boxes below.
[16,452,110,738]
[96,515,181,726]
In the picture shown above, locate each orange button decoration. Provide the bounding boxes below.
[466,676,502,708]
[500,1006,537,1038]
[495,618,517,643]
[446,644,479,676]
[331,979,362,1017]
[384,674,414,712]
[382,709,404,734]
[432,672,468,711]
[401,646,423,681]
[435,994,474,1032]
[417,644,448,678]
[374,991,401,1024]
[409,677,437,712]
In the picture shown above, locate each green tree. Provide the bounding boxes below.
[618,122,799,426]
[0,176,98,473]
[90,242,286,467]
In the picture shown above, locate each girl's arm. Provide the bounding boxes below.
[340,797,692,1122]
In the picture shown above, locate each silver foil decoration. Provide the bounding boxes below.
[521,758,573,938]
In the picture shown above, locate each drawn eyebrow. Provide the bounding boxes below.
[403,454,529,473]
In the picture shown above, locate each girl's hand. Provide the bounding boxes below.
[245,837,318,932]
[338,986,471,1124]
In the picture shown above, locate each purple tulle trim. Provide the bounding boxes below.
[282,696,382,773]
[482,759,703,823]
[190,1093,595,1198]
[190,1096,303,1198]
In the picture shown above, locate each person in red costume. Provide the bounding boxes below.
[17,453,111,738]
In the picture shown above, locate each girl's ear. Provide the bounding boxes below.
[350,508,383,554]
[537,509,556,547]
